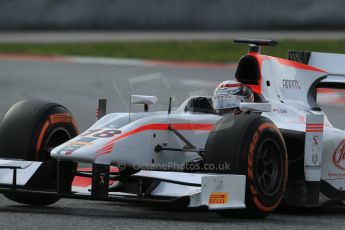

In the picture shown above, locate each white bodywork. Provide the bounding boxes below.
[0,157,246,210]
[52,112,219,166]
[50,51,345,207]
[0,159,42,186]
[135,171,246,209]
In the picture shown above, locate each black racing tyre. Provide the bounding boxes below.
[204,113,288,218]
[0,100,79,205]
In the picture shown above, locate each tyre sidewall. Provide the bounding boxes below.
[32,106,78,161]
[204,114,288,218]
[0,100,78,161]
[0,100,79,206]
[241,119,288,215]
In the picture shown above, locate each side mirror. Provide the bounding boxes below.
[131,95,158,112]
[240,102,272,112]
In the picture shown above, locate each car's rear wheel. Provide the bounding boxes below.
[204,113,288,218]
[0,100,79,205]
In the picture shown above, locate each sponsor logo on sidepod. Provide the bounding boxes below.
[282,79,301,90]
[332,140,345,170]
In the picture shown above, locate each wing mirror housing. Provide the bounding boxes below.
[240,102,272,112]
[131,95,158,112]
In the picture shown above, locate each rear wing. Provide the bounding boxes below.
[288,51,345,89]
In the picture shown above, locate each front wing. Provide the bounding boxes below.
[0,159,246,210]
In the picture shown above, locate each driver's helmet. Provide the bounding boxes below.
[212,80,254,114]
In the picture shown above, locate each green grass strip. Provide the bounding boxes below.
[0,40,344,63]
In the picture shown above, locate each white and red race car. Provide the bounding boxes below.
[0,39,344,218]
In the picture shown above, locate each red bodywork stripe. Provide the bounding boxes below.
[95,123,214,159]
[221,83,242,88]
[273,57,326,73]
[307,123,324,126]
[72,167,118,187]
[306,130,323,133]
[249,53,326,73]
[244,53,327,95]
[306,123,324,133]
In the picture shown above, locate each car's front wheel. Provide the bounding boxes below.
[0,100,79,205]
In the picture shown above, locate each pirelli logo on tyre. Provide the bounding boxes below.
[208,192,229,205]
[49,113,73,124]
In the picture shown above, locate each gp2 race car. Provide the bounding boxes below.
[0,39,344,218]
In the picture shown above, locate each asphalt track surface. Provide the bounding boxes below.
[1,31,345,43]
[0,57,344,230]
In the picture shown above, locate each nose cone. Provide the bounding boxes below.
[51,137,109,163]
